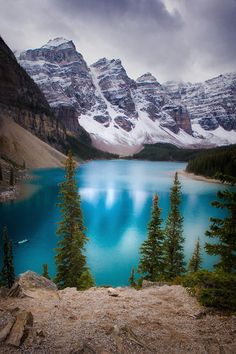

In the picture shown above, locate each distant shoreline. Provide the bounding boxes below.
[179,169,223,185]
[0,171,38,203]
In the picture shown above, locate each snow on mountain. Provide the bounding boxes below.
[163,72,236,135]
[18,38,236,155]
[41,37,74,49]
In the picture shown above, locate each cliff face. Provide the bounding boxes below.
[0,36,67,155]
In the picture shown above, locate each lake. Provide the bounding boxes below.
[0,160,227,286]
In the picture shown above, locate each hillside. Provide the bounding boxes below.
[0,36,68,171]
[0,114,66,169]
[0,272,235,354]
[0,37,67,156]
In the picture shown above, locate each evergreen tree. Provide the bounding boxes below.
[138,194,165,281]
[1,227,15,288]
[42,264,50,279]
[77,269,95,290]
[164,172,185,279]
[9,167,15,186]
[188,238,201,272]
[55,151,94,289]
[0,163,3,181]
[129,267,136,287]
[205,188,236,273]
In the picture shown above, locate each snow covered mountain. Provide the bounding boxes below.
[18,38,236,155]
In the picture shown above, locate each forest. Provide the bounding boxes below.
[186,144,236,179]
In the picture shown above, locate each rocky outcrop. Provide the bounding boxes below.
[8,271,57,298]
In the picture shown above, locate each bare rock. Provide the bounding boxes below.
[0,312,15,342]
[193,310,207,319]
[107,288,119,297]
[142,280,169,289]
[6,310,33,347]
[8,271,57,297]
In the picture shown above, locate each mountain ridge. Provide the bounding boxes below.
[18,38,236,155]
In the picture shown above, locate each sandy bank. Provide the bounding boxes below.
[179,169,223,185]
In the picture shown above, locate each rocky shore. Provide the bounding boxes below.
[0,272,235,354]
[0,186,20,203]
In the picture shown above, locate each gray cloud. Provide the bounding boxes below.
[0,0,235,82]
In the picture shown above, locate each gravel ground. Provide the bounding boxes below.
[0,285,236,353]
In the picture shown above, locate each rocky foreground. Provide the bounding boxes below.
[0,272,235,354]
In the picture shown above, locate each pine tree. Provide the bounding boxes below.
[55,151,94,289]
[0,163,3,182]
[77,269,95,290]
[42,264,50,279]
[9,167,15,186]
[1,227,15,288]
[138,194,165,281]
[188,238,201,272]
[129,267,136,287]
[164,172,185,279]
[205,188,236,273]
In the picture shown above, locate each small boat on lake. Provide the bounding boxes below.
[15,239,29,245]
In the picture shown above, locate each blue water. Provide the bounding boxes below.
[0,160,227,286]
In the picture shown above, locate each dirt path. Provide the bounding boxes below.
[0,285,235,353]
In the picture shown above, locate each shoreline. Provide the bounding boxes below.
[179,169,224,185]
[0,163,227,203]
[0,171,38,203]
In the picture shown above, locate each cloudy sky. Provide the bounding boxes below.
[0,0,236,83]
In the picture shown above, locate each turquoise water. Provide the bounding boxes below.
[0,160,227,286]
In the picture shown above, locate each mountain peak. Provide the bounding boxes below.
[136,72,158,83]
[42,37,75,50]
[91,57,110,68]
[91,57,122,69]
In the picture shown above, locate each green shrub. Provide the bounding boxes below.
[181,270,236,311]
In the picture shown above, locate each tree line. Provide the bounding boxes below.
[186,144,236,179]
[131,171,235,286]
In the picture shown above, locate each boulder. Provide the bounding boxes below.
[8,271,57,297]
[6,310,33,347]
[0,312,15,342]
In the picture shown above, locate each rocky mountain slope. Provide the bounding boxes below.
[0,36,68,170]
[1,272,235,354]
[18,38,236,155]
[0,37,67,154]
[0,114,65,169]
[0,36,113,183]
